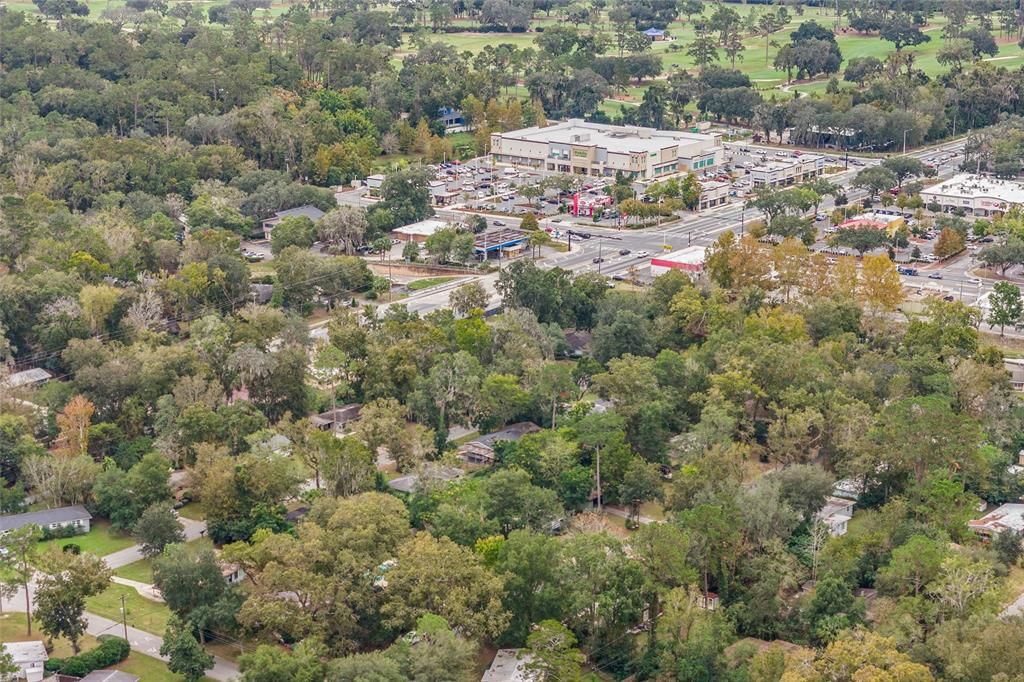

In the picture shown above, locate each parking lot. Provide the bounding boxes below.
[431,160,624,227]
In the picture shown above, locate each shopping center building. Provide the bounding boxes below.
[489,119,722,180]
[920,173,1024,217]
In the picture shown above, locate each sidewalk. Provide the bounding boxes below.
[0,518,239,681]
[85,612,238,681]
[110,576,164,602]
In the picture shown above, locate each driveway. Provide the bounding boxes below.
[102,517,207,570]
[0,516,239,681]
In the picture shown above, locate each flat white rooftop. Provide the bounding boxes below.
[391,219,450,237]
[849,211,904,224]
[923,173,1024,204]
[750,155,824,172]
[498,119,717,156]
[651,246,707,267]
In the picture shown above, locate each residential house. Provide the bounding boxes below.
[2,367,52,390]
[0,505,92,535]
[816,496,855,537]
[481,649,539,682]
[642,27,672,41]
[249,283,274,305]
[2,641,47,682]
[220,562,247,586]
[695,591,719,610]
[1005,358,1024,391]
[260,205,326,241]
[459,422,541,465]
[969,503,1024,538]
[388,464,465,494]
[437,106,469,133]
[310,404,363,433]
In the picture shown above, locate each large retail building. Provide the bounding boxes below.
[920,173,1024,216]
[489,119,721,180]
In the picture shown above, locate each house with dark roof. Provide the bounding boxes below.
[459,422,540,465]
[0,505,92,535]
[436,106,469,133]
[261,205,327,241]
[310,404,363,433]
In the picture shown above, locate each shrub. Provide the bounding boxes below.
[50,636,131,677]
[62,543,81,554]
[41,525,85,541]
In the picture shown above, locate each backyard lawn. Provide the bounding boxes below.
[0,615,96,657]
[86,584,172,637]
[37,520,134,559]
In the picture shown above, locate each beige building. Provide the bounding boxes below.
[698,179,729,210]
[490,119,721,180]
[749,155,825,188]
[920,174,1024,217]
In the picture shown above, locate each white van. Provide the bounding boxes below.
[503,167,517,176]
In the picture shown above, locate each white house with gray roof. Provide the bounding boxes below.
[2,641,47,682]
[0,505,92,535]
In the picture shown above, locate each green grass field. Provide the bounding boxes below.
[111,649,217,682]
[10,0,1019,98]
[0,614,91,657]
[408,276,459,291]
[37,520,135,559]
[86,584,172,636]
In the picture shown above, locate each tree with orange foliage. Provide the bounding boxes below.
[55,395,95,458]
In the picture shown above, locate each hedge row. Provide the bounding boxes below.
[46,636,131,677]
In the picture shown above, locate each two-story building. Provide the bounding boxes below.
[490,119,721,180]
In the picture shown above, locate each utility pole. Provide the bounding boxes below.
[120,594,128,640]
